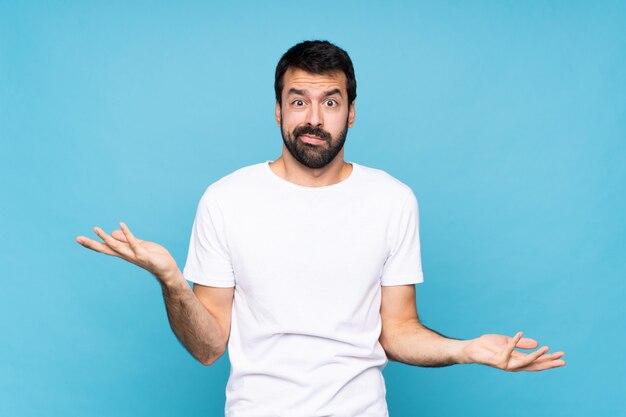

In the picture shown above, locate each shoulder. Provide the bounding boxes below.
[353,162,415,202]
[199,162,267,203]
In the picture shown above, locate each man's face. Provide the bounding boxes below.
[275,68,355,169]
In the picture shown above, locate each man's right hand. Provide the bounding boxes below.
[76,222,180,286]
[77,222,231,365]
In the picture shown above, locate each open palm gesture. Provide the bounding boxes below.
[76,222,178,284]
[463,331,566,371]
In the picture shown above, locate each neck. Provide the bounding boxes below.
[269,147,352,187]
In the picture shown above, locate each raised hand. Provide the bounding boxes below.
[462,331,566,372]
[76,222,180,285]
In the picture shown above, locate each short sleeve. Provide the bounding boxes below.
[182,188,235,287]
[380,189,424,286]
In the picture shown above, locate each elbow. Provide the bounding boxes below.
[199,355,217,366]
[379,333,400,362]
[379,339,400,363]
[379,320,423,363]
[196,355,222,366]
[198,344,227,366]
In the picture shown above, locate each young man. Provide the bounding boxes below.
[76,40,565,417]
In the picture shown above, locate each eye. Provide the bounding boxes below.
[292,99,305,107]
[324,99,337,107]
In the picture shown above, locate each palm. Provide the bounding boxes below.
[76,223,178,280]
[121,238,175,274]
[463,332,566,372]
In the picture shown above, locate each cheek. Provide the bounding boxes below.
[327,112,349,131]
[282,112,305,129]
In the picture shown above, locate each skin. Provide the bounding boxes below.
[76,223,231,365]
[270,67,355,187]
[379,284,566,370]
[75,67,566,372]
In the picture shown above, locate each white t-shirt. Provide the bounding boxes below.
[183,160,424,417]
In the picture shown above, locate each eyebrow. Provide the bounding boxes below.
[323,88,342,97]
[287,88,343,97]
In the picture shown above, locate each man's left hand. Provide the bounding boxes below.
[460,331,566,371]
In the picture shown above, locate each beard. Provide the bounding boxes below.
[280,113,349,169]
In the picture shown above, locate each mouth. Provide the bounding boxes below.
[299,134,326,145]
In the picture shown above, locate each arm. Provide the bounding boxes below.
[161,273,233,365]
[379,284,566,371]
[76,222,232,365]
[379,284,466,367]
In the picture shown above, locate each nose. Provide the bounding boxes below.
[306,103,323,127]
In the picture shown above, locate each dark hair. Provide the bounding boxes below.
[274,40,356,107]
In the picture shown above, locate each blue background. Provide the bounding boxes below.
[1,1,624,416]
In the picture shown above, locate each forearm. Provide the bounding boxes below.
[380,321,471,367]
[159,270,226,365]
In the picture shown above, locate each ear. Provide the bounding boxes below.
[275,102,281,127]
[348,101,356,128]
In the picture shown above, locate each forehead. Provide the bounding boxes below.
[282,68,347,94]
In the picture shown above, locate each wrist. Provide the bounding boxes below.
[452,339,473,364]
[156,269,186,290]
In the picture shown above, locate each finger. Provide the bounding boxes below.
[532,351,566,364]
[76,235,121,257]
[510,345,551,370]
[111,229,129,243]
[512,350,565,362]
[119,222,141,252]
[93,226,133,258]
[516,337,538,350]
[530,351,566,366]
[515,358,566,372]
[538,351,565,359]
[494,332,524,369]
[504,332,524,358]
[112,228,144,244]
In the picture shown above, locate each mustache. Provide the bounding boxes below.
[293,125,332,142]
